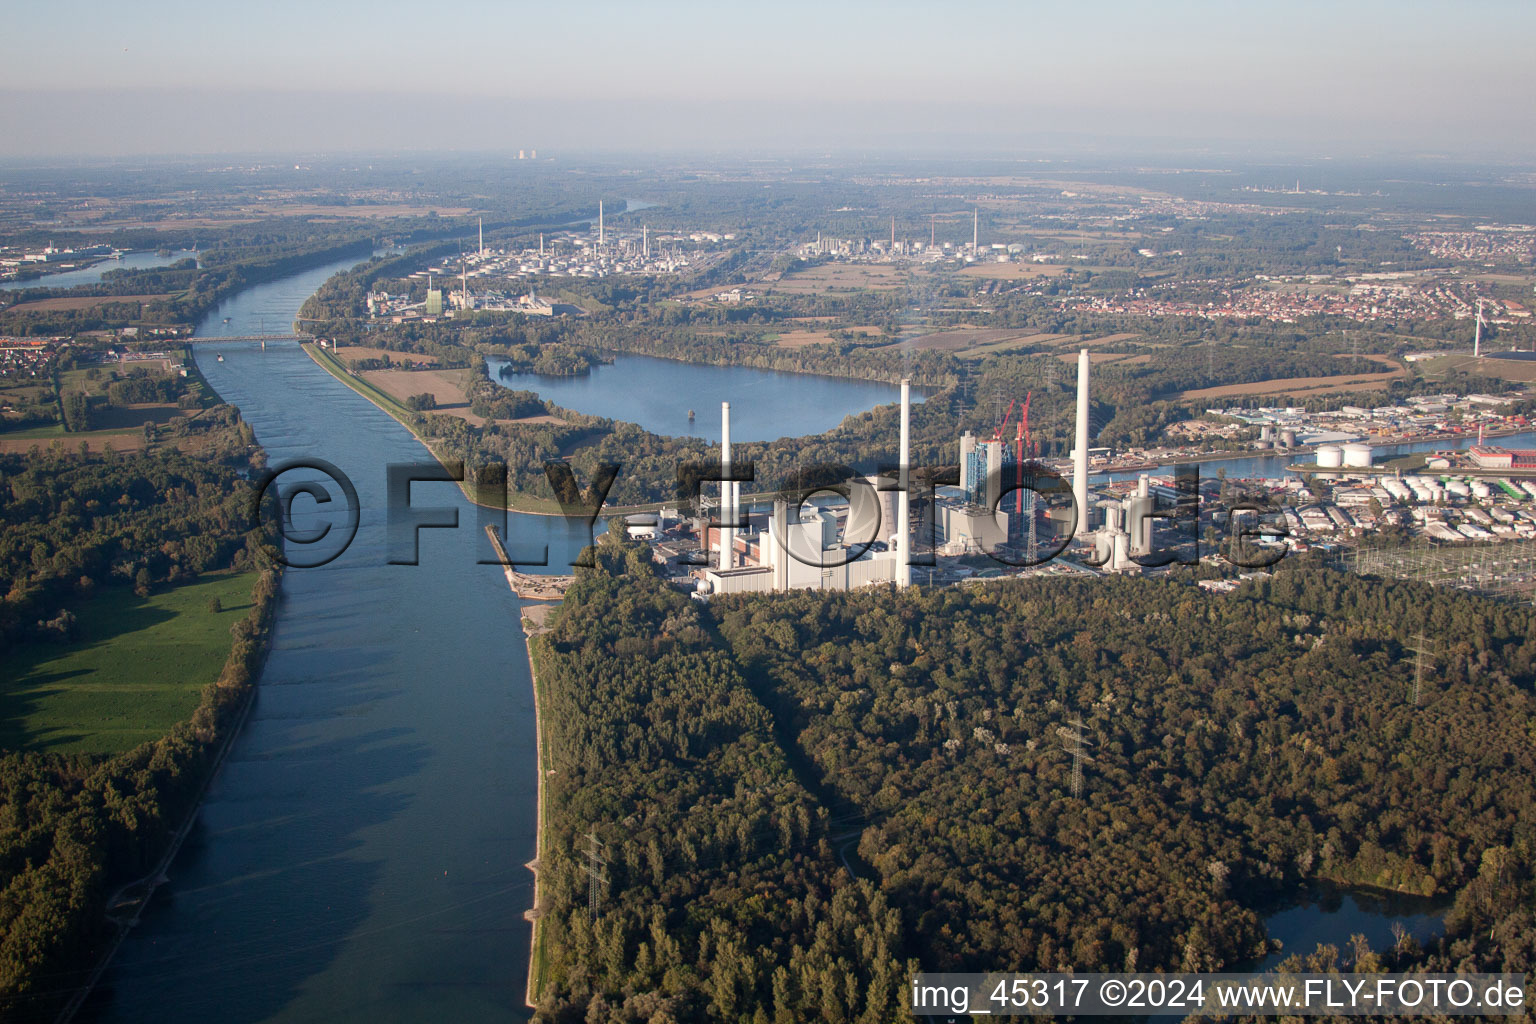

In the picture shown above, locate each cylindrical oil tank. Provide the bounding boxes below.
[1315,444,1344,469]
[1342,442,1373,468]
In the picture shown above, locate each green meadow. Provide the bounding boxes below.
[0,571,260,755]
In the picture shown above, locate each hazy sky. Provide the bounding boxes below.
[3,0,1533,158]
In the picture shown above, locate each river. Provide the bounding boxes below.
[0,250,196,292]
[85,255,581,1023]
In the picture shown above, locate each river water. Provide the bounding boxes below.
[86,255,584,1023]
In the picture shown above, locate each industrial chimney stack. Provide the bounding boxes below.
[897,379,912,587]
[720,402,734,571]
[1074,349,1091,537]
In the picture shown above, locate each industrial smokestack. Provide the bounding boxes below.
[599,200,604,247]
[972,208,978,251]
[1129,473,1152,557]
[478,217,483,256]
[721,402,733,571]
[897,379,911,587]
[1475,298,1484,357]
[1074,348,1091,537]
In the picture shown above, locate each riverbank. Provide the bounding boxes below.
[485,520,555,1009]
[303,341,570,515]
[302,340,666,517]
[54,567,281,1023]
[523,639,549,1011]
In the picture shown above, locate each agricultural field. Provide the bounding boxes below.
[1177,363,1407,400]
[958,332,1073,358]
[767,263,907,293]
[4,293,178,313]
[334,344,439,365]
[0,425,151,454]
[236,203,474,219]
[772,325,884,348]
[956,261,1069,280]
[1055,350,1151,365]
[0,572,259,754]
[902,327,1042,352]
[1423,353,1536,383]
[359,367,477,416]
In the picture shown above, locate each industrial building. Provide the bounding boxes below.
[1470,445,1536,470]
[697,384,916,595]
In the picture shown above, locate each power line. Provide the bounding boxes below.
[1057,718,1096,799]
[1407,633,1434,706]
[580,829,608,921]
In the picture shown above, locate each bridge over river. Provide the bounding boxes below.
[188,333,313,344]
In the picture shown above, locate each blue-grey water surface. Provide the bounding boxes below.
[488,353,923,442]
[86,256,584,1023]
[0,251,194,291]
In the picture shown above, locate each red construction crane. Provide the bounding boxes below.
[991,398,1017,442]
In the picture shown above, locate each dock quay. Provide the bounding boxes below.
[484,525,576,602]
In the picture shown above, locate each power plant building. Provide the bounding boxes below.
[698,383,915,595]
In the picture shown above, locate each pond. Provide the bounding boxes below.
[1251,886,1446,972]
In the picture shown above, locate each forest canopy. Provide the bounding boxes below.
[529,537,1536,1022]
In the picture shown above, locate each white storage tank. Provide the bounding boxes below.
[1342,442,1373,468]
[1471,482,1492,499]
[1315,444,1344,469]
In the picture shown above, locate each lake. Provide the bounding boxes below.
[0,250,196,291]
[487,353,923,443]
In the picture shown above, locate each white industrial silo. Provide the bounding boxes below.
[1315,444,1344,469]
[1342,442,1373,469]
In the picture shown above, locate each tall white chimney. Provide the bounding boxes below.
[598,200,604,247]
[1074,348,1091,537]
[721,401,733,571]
[972,207,979,251]
[897,379,912,587]
[1475,298,1484,357]
[478,217,483,256]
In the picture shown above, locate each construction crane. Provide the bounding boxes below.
[1022,393,1041,555]
[1016,391,1031,515]
[991,398,1017,442]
